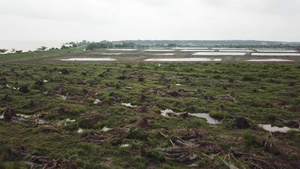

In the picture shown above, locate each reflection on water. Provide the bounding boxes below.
[122,103,138,108]
[108,49,137,51]
[77,128,84,133]
[246,59,293,62]
[193,52,246,56]
[145,58,222,62]
[102,126,112,132]
[189,113,220,124]
[160,109,174,117]
[258,124,298,133]
[94,99,101,104]
[252,53,300,56]
[61,58,116,61]
[145,49,175,52]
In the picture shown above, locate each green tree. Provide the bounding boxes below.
[0,49,8,54]
[36,46,47,52]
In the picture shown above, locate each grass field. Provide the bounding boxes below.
[1,47,300,168]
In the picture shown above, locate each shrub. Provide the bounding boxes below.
[146,148,165,161]
[242,130,260,147]
[126,128,149,140]
[288,152,299,160]
[209,111,229,120]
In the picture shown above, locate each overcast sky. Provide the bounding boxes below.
[1,0,300,42]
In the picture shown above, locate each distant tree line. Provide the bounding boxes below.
[85,41,136,50]
[86,41,113,50]
[123,40,300,48]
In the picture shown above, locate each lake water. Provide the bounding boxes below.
[145,58,222,62]
[0,40,66,52]
[252,53,300,56]
[193,52,246,56]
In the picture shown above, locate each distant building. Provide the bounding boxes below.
[112,41,123,46]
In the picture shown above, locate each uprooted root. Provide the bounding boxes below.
[12,146,80,169]
[157,130,223,162]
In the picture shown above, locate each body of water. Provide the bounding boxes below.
[145,58,222,62]
[0,40,66,52]
[251,53,300,56]
[193,52,246,56]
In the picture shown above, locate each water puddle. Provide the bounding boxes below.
[258,124,297,133]
[108,49,137,51]
[160,109,219,124]
[65,118,76,123]
[43,80,48,83]
[176,84,181,86]
[122,103,138,108]
[102,126,112,132]
[61,95,67,100]
[145,49,175,52]
[102,53,123,55]
[189,113,220,124]
[256,49,297,53]
[0,113,4,119]
[193,52,246,56]
[145,58,222,62]
[251,53,300,56]
[212,48,247,50]
[213,59,222,61]
[17,114,33,119]
[245,59,293,62]
[120,144,130,148]
[77,128,84,133]
[173,47,208,50]
[161,109,175,117]
[61,58,116,61]
[220,49,252,52]
[94,99,101,104]
[57,118,76,126]
[154,53,174,56]
[182,49,214,52]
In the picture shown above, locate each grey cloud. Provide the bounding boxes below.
[0,0,299,41]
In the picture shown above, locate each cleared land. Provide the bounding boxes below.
[1,47,300,169]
